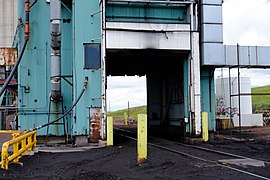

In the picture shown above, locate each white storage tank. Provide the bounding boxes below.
[0,0,18,47]
[216,76,252,115]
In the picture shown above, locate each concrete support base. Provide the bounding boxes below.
[185,137,202,145]
[74,135,89,146]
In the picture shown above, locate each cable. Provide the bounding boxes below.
[0,39,29,97]
[29,0,38,9]
[31,80,88,131]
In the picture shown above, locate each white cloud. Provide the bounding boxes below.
[223,0,270,46]
[107,76,146,111]
[219,0,270,87]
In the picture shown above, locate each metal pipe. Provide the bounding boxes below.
[237,44,241,133]
[50,0,62,102]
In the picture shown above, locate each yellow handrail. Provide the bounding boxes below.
[1,131,37,170]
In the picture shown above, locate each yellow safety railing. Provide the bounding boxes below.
[1,131,37,170]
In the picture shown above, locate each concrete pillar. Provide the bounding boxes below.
[190,32,201,135]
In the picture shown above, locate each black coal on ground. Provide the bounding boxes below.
[1,133,269,180]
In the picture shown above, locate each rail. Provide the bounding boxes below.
[1,131,37,170]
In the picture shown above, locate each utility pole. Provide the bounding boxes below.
[128,101,130,117]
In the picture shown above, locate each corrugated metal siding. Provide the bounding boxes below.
[0,0,18,47]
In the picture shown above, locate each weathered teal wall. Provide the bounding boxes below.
[71,0,102,136]
[17,1,72,135]
[106,4,187,23]
[200,67,216,131]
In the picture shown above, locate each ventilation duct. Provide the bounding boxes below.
[50,0,61,102]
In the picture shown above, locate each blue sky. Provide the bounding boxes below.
[107,0,270,111]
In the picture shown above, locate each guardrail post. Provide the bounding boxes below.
[202,112,209,142]
[28,135,32,151]
[13,142,19,163]
[33,132,37,147]
[107,116,113,146]
[1,143,8,170]
[22,138,26,155]
[137,114,147,164]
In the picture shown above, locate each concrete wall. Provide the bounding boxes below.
[0,0,18,47]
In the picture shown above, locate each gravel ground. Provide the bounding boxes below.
[0,127,270,180]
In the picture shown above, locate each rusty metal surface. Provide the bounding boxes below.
[0,48,17,66]
[90,108,101,142]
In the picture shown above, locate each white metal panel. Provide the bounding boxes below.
[248,46,258,66]
[202,43,224,65]
[106,22,190,32]
[224,45,237,65]
[201,0,223,5]
[201,5,222,24]
[239,46,249,65]
[201,24,223,43]
[258,46,270,66]
[106,30,190,50]
[233,114,263,127]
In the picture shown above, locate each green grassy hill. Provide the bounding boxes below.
[107,105,146,119]
[252,85,270,110]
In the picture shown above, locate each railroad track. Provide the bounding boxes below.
[114,127,270,180]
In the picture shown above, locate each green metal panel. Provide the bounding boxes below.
[72,0,102,136]
[200,67,216,131]
[106,4,187,23]
[18,1,73,135]
[183,58,189,133]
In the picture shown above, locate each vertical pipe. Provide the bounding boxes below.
[237,44,241,133]
[128,101,130,117]
[50,0,62,102]
[101,0,106,140]
[229,67,232,129]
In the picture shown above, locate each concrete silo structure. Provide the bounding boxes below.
[0,0,18,48]
[216,76,253,115]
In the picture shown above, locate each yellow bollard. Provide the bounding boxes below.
[137,114,147,164]
[124,112,127,126]
[107,116,113,146]
[202,112,209,142]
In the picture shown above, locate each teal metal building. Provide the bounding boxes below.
[15,0,222,144]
